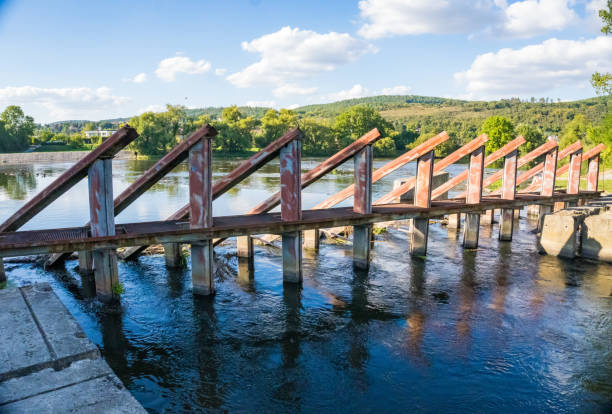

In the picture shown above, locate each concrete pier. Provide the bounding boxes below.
[582,211,612,262]
[78,251,93,274]
[303,229,320,251]
[0,283,145,412]
[164,243,182,268]
[0,259,5,284]
[236,236,253,258]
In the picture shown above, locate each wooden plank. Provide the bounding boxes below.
[0,126,138,233]
[375,133,491,205]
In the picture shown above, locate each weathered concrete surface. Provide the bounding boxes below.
[582,211,612,262]
[538,207,600,259]
[0,283,145,412]
[392,171,450,202]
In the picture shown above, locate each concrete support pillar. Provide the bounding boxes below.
[582,212,612,262]
[237,256,254,285]
[538,204,553,232]
[78,250,93,274]
[189,133,215,296]
[527,205,540,217]
[88,157,118,301]
[587,155,600,192]
[463,146,485,249]
[353,146,373,268]
[303,229,320,251]
[538,210,590,258]
[0,258,5,284]
[164,243,182,268]
[514,209,521,219]
[499,149,517,241]
[481,210,494,225]
[447,213,461,229]
[237,236,253,258]
[280,139,302,283]
[410,150,434,256]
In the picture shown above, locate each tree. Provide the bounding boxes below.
[128,111,171,156]
[591,0,612,95]
[478,116,515,155]
[213,106,256,153]
[589,110,612,164]
[299,118,335,155]
[333,105,392,148]
[515,124,546,155]
[559,115,593,150]
[256,109,297,148]
[0,106,35,152]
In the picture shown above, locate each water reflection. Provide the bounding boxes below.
[2,159,612,412]
[0,165,37,200]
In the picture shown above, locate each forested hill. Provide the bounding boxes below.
[45,95,610,136]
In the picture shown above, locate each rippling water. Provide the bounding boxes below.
[1,158,612,413]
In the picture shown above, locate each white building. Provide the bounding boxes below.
[84,130,116,138]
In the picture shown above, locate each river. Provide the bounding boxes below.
[1,157,611,413]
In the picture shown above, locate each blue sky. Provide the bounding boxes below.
[0,0,610,123]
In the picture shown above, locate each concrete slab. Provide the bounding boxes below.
[0,283,145,413]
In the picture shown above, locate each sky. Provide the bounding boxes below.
[0,0,610,123]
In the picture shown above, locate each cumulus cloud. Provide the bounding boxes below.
[502,0,576,37]
[357,0,577,38]
[273,84,318,98]
[381,85,412,95]
[215,68,227,76]
[227,26,377,88]
[358,0,500,38]
[155,56,211,82]
[131,72,147,83]
[454,36,612,98]
[0,86,130,122]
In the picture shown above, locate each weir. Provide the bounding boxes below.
[0,126,605,302]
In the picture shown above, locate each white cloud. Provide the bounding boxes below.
[138,104,165,114]
[215,68,227,76]
[227,26,377,88]
[246,100,276,107]
[322,84,370,102]
[357,0,577,38]
[0,86,130,122]
[155,56,211,82]
[502,0,576,37]
[454,36,612,98]
[131,72,147,83]
[381,85,412,95]
[357,0,500,38]
[272,84,318,98]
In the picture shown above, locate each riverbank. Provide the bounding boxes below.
[0,150,136,165]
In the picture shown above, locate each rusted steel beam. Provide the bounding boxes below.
[499,150,518,241]
[190,132,215,296]
[463,146,485,249]
[519,141,583,193]
[2,192,601,259]
[313,131,449,210]
[353,146,373,269]
[88,158,118,301]
[280,139,302,283]
[120,127,303,259]
[585,144,605,191]
[536,146,559,231]
[433,136,525,200]
[411,150,434,256]
[0,126,138,233]
[567,149,583,195]
[46,124,218,267]
[375,134,490,205]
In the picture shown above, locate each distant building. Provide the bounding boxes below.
[84,130,116,139]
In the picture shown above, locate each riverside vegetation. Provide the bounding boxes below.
[1,95,611,165]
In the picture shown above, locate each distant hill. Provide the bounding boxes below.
[43,94,611,137]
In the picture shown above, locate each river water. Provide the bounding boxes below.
[1,158,612,413]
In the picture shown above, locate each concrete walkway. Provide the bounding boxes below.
[0,283,145,413]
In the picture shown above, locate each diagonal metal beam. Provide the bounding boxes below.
[0,126,139,233]
[374,133,491,205]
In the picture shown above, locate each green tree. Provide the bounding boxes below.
[589,110,612,164]
[333,105,392,147]
[559,115,592,149]
[0,106,35,152]
[128,111,170,155]
[591,1,612,95]
[515,124,546,155]
[213,106,257,153]
[299,118,335,155]
[478,116,515,155]
[256,109,298,148]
